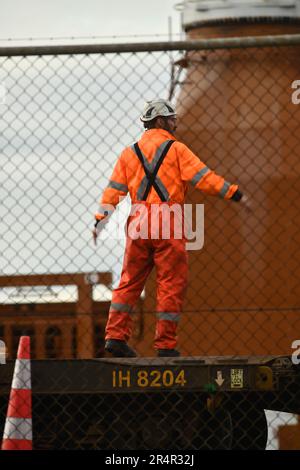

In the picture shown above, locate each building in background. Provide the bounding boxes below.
[0,272,112,359]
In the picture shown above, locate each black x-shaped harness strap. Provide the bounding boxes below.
[133,140,175,201]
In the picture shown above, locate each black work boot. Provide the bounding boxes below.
[105,339,137,358]
[157,349,180,357]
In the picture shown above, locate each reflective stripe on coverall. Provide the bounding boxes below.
[95,129,239,350]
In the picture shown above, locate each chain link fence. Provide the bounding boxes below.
[1,35,300,450]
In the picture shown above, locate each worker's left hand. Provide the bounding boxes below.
[92,227,98,246]
[92,218,106,245]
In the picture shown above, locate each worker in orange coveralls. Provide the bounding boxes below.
[93,99,247,357]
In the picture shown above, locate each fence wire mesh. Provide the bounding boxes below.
[1,37,300,450]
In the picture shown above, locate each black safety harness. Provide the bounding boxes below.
[133,140,175,201]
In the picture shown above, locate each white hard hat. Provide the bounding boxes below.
[140,99,176,122]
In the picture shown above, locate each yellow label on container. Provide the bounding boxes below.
[112,369,186,388]
[230,368,244,388]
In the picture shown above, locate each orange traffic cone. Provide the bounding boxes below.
[1,336,32,450]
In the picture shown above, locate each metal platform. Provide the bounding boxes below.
[1,355,299,449]
[0,354,298,397]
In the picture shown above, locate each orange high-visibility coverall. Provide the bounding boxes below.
[95,129,239,350]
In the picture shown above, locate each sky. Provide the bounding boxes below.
[0,0,182,42]
[0,1,184,283]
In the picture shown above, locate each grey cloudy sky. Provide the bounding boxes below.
[1,1,184,283]
[1,0,182,41]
